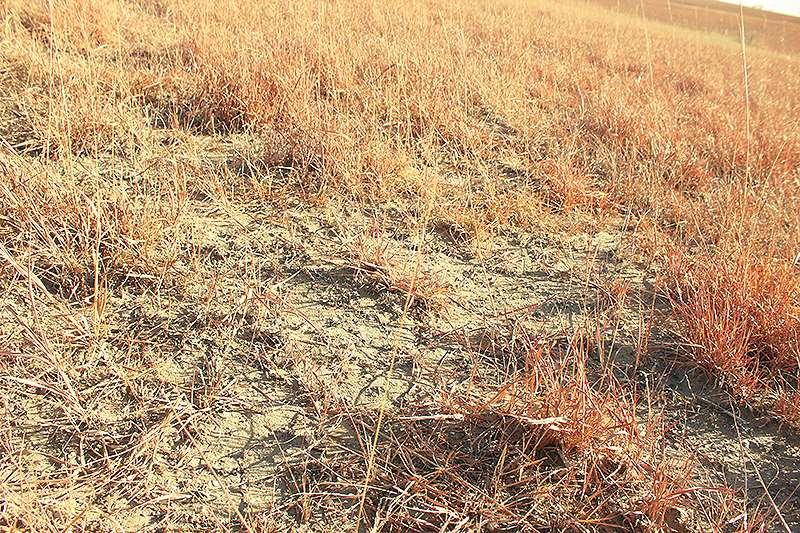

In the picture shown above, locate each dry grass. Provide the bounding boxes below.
[667,249,800,414]
[595,0,800,55]
[295,334,740,531]
[334,220,449,309]
[0,0,799,530]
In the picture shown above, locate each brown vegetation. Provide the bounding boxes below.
[0,0,798,530]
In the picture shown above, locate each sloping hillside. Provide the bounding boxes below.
[0,0,798,530]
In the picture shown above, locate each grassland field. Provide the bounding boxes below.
[0,0,799,531]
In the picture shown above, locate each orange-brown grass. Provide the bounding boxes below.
[593,0,800,55]
[0,0,799,529]
[294,333,740,531]
[668,248,800,412]
[0,156,186,303]
[336,220,449,309]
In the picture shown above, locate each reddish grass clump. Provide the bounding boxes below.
[668,249,800,413]
[293,332,739,531]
